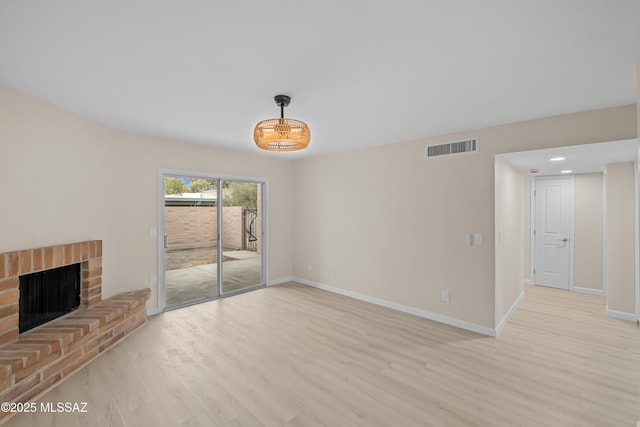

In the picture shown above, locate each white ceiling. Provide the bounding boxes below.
[499,139,638,176]
[0,1,639,158]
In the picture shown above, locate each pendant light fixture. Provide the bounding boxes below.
[254,95,310,151]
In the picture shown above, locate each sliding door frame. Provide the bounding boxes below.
[157,169,268,312]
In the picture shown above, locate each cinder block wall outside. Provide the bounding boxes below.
[164,206,248,250]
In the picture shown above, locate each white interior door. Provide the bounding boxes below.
[534,177,573,289]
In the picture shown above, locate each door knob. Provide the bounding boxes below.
[557,237,568,242]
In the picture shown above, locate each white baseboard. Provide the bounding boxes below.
[146,277,291,315]
[571,286,605,296]
[606,308,636,322]
[293,277,497,337]
[267,276,294,286]
[495,291,525,336]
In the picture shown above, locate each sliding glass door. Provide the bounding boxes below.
[220,180,263,295]
[161,173,265,309]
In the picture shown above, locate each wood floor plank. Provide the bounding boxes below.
[2,282,640,426]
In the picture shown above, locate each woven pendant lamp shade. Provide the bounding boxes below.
[254,95,310,152]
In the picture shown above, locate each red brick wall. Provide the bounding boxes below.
[0,241,103,346]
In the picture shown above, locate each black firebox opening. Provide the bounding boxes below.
[19,263,81,333]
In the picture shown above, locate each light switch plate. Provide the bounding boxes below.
[474,233,483,245]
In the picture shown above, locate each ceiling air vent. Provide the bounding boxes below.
[425,138,478,158]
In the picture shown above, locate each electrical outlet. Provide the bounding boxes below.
[441,291,450,302]
[150,274,157,285]
[150,227,157,237]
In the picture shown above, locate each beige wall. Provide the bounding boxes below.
[2,80,637,329]
[293,105,636,329]
[605,162,635,314]
[573,173,604,291]
[494,157,526,324]
[0,83,294,309]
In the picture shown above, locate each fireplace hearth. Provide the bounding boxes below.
[0,240,151,421]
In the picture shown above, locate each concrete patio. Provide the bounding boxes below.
[165,250,262,306]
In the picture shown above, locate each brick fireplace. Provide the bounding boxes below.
[0,241,150,420]
[0,241,104,345]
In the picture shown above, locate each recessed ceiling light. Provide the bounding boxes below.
[550,157,565,161]
[561,170,572,174]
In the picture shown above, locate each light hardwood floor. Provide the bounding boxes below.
[3,282,640,426]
